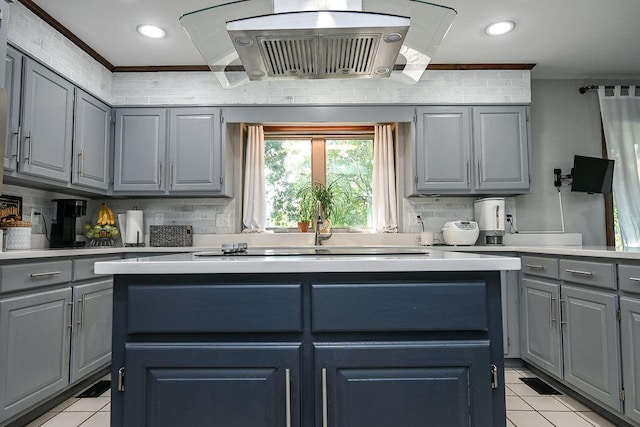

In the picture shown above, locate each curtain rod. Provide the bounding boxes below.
[579,84,639,94]
[578,85,599,94]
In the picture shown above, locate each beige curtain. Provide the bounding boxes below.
[242,125,266,232]
[372,124,398,232]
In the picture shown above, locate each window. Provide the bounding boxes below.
[264,127,373,230]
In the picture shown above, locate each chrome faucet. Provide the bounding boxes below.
[314,200,332,246]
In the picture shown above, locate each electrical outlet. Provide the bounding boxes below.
[409,212,423,226]
[30,208,40,225]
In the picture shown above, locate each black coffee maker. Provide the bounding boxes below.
[50,199,87,248]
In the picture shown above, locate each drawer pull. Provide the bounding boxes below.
[322,368,328,427]
[30,271,62,278]
[285,368,291,427]
[565,268,593,277]
[629,277,640,282]
[525,264,545,270]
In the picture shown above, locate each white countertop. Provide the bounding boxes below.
[3,243,640,262]
[93,249,522,275]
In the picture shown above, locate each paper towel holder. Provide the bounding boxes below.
[124,207,145,247]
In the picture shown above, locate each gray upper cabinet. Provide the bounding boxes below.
[3,45,21,172]
[415,107,471,192]
[114,107,225,195]
[19,58,74,182]
[473,106,530,192]
[72,89,112,192]
[0,1,9,86]
[113,108,167,192]
[168,108,222,193]
[411,105,530,195]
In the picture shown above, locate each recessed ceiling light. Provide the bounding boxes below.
[485,20,516,36]
[136,24,166,39]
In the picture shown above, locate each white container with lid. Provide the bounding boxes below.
[4,226,31,250]
[442,220,479,246]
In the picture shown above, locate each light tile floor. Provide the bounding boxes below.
[24,368,622,427]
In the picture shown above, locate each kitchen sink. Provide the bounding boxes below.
[193,247,430,257]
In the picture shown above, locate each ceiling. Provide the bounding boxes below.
[27,0,640,79]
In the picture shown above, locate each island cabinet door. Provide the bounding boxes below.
[314,341,497,427]
[121,343,301,427]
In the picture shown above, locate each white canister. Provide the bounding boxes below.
[4,227,32,250]
[0,229,3,252]
[420,231,434,246]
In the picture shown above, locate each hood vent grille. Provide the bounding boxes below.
[259,34,379,78]
[261,37,318,77]
[324,35,377,75]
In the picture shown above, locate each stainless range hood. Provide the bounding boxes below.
[227,11,409,80]
[180,0,456,89]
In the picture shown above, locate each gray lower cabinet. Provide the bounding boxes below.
[70,279,113,383]
[520,276,563,379]
[411,105,530,195]
[71,89,112,192]
[620,296,640,424]
[19,57,74,182]
[0,288,72,422]
[561,284,621,411]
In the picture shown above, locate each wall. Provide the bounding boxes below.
[514,80,607,246]
[13,1,616,245]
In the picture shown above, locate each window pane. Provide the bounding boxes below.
[265,139,311,228]
[326,139,373,228]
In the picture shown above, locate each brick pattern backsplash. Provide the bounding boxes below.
[8,3,530,107]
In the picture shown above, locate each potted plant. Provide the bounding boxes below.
[295,180,339,233]
[296,188,315,232]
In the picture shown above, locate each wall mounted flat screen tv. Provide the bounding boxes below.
[571,155,614,194]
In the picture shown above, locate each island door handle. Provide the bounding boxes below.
[322,368,328,427]
[285,368,291,427]
[30,271,62,278]
[565,268,593,277]
[490,364,498,389]
[629,277,640,282]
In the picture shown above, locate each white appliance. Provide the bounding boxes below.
[442,221,479,246]
[474,198,505,245]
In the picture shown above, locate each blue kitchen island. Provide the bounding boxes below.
[96,249,520,427]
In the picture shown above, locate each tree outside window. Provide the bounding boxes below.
[264,134,373,230]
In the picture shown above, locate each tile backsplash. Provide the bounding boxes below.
[404,196,516,244]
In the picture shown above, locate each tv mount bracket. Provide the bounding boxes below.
[554,168,573,188]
